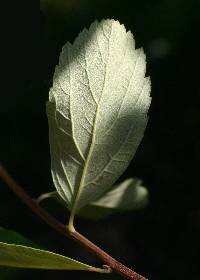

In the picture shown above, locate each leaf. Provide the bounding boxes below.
[38,177,148,219]
[0,242,98,271]
[37,191,66,207]
[0,227,39,247]
[47,19,151,218]
[0,228,40,279]
[79,178,149,219]
[92,178,148,209]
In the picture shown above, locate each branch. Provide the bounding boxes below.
[0,163,147,280]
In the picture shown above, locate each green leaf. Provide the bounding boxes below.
[0,228,40,279]
[38,177,148,219]
[0,227,38,247]
[37,191,66,207]
[47,19,151,221]
[79,178,148,219]
[91,178,148,210]
[0,242,99,271]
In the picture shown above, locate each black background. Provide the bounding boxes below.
[0,0,200,279]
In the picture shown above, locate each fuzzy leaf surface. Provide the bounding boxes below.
[47,19,151,214]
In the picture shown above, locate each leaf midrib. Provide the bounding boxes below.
[69,22,113,219]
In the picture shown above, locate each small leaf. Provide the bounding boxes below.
[37,191,66,207]
[91,178,148,210]
[78,178,148,219]
[47,19,151,221]
[38,177,148,219]
[0,242,98,271]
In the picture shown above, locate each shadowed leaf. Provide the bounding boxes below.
[38,178,148,219]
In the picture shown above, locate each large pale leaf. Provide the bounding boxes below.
[0,242,98,271]
[47,19,151,215]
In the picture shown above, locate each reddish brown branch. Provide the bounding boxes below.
[0,162,147,280]
[70,230,147,280]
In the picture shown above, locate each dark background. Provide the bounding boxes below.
[1,0,200,279]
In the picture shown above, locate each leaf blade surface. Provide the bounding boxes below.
[0,242,95,271]
[47,19,151,214]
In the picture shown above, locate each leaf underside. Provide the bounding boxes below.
[47,19,151,215]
